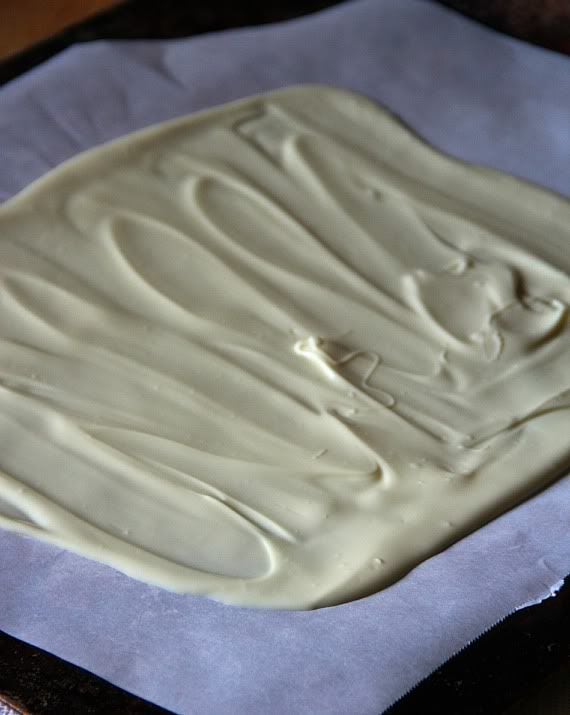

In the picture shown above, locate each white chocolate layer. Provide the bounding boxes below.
[0,86,568,609]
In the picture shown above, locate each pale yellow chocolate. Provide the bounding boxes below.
[0,86,568,609]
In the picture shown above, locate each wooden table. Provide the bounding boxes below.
[0,0,121,61]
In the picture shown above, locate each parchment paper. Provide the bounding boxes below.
[0,1,569,713]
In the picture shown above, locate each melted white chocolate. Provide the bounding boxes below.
[0,86,568,609]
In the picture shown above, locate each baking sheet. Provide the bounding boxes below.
[0,1,569,713]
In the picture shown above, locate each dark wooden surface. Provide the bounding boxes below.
[0,0,121,61]
[0,1,569,713]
